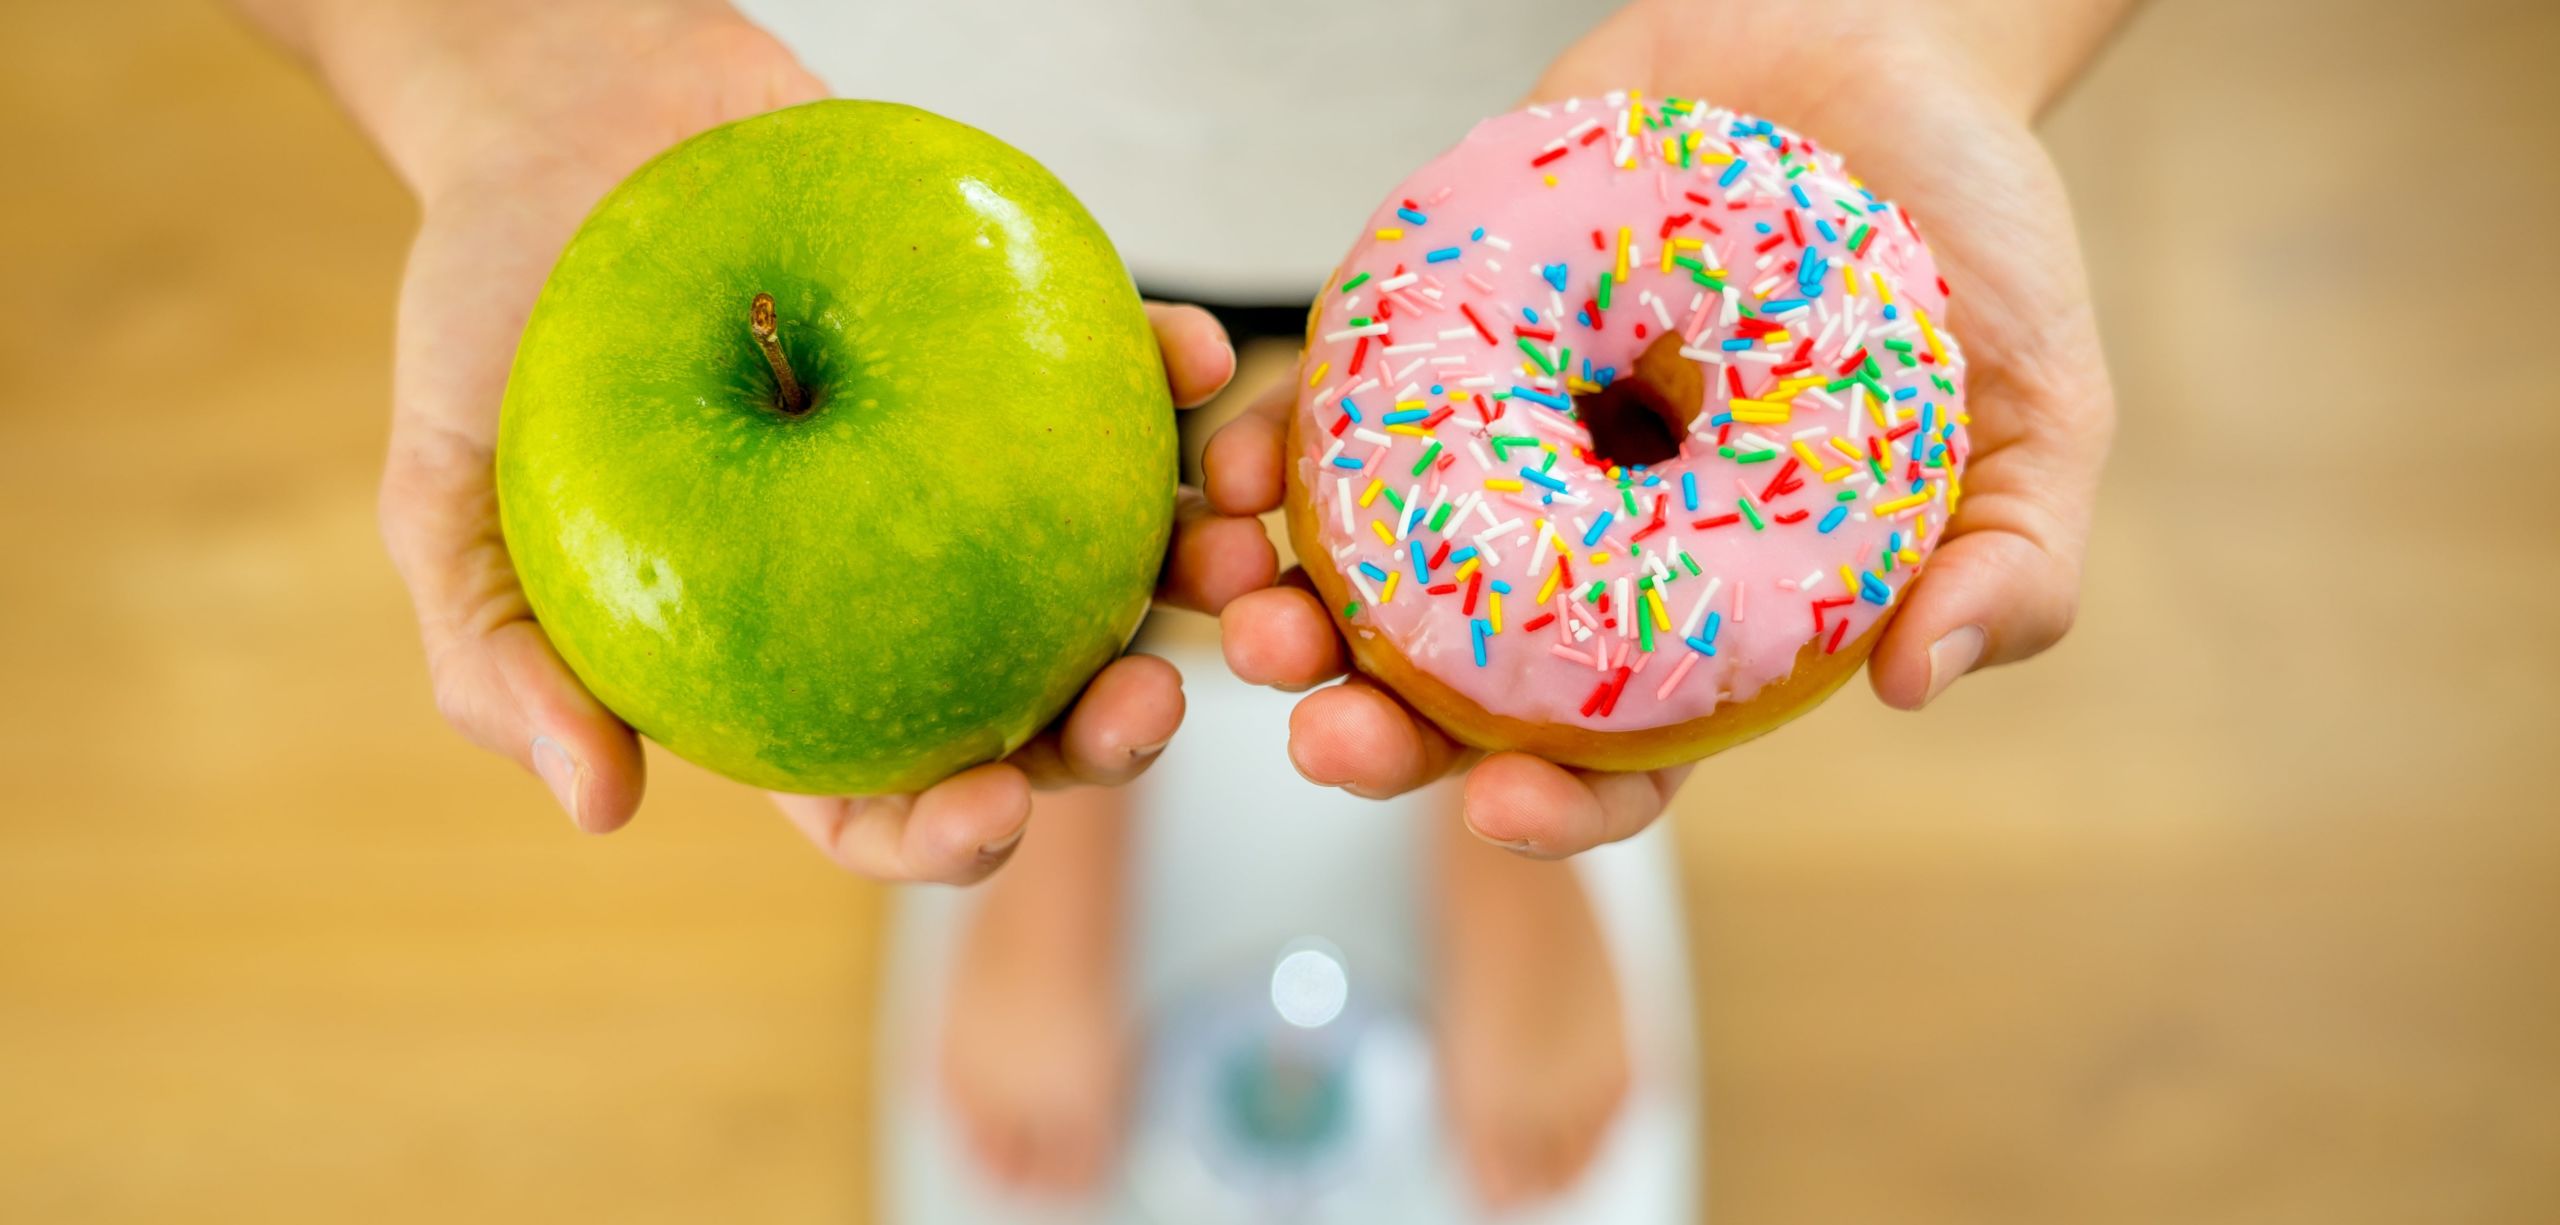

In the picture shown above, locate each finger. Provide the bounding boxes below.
[1460,753,1693,858]
[1145,301,1235,409]
[1286,678,1469,800]
[1006,653,1185,789]
[379,426,646,833]
[1154,487,1277,615]
[1869,384,2111,711]
[767,762,1032,884]
[1202,374,1297,516]
[1220,575,1348,690]
[1867,524,2070,711]
[1857,124,2113,712]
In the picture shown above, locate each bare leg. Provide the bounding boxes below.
[1432,803,1632,1208]
[937,783,1132,1194]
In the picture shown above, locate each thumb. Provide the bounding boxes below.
[379,421,647,832]
[1868,363,2113,711]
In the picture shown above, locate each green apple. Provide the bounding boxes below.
[497,100,1175,795]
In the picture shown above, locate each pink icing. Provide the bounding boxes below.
[1295,94,1969,732]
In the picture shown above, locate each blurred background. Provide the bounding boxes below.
[4,1,2557,1222]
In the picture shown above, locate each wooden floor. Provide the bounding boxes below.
[4,2,2556,1221]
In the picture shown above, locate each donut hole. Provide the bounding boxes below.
[1576,379,1688,468]
[1573,332,1706,470]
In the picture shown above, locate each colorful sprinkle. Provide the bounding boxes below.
[1296,93,1966,733]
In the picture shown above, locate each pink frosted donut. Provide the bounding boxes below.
[1284,92,1970,771]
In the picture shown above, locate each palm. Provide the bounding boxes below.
[1748,81,2115,709]
[1210,38,2112,855]
[378,37,1266,881]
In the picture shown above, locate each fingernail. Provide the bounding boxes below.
[1179,337,1237,409]
[1464,817,1536,854]
[530,735,584,828]
[1126,735,1173,762]
[975,826,1027,867]
[1922,625,1987,707]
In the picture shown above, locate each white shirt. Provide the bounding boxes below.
[734,0,1610,302]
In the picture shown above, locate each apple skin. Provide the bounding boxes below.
[497,100,1175,796]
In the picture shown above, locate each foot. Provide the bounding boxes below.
[937,785,1132,1195]
[1432,811,1632,1208]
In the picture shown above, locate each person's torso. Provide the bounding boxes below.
[734,0,1609,302]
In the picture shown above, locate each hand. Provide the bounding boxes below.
[1208,0,2117,857]
[352,7,1270,881]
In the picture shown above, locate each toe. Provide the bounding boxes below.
[953,1099,1018,1187]
[995,1117,1042,1187]
[1040,1112,1108,1194]
[1517,1122,1569,1203]
[1548,1117,1600,1199]
[1462,1124,1516,1209]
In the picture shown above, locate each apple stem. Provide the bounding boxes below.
[749,293,809,415]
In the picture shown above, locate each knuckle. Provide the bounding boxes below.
[426,664,485,741]
[2042,585,2084,647]
[803,803,904,881]
[373,469,422,563]
[826,845,898,881]
[1994,547,2081,657]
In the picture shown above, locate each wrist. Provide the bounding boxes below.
[299,0,801,201]
[1539,0,2122,135]
[1909,0,2142,120]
